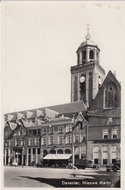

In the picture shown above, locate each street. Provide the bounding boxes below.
[4,166,120,188]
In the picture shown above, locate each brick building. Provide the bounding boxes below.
[4,29,121,167]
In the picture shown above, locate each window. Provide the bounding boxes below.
[42,128,47,134]
[57,149,63,154]
[105,82,118,108]
[66,135,72,144]
[112,129,118,139]
[28,138,33,146]
[79,122,83,130]
[103,146,107,153]
[22,130,26,135]
[98,76,101,90]
[66,125,72,132]
[82,50,86,60]
[94,159,98,164]
[89,50,94,59]
[93,146,99,154]
[74,76,78,101]
[38,129,40,135]
[77,53,80,64]
[75,135,79,143]
[38,148,40,154]
[34,138,39,146]
[58,135,63,144]
[20,140,23,146]
[49,136,54,145]
[15,139,17,146]
[28,130,33,136]
[103,129,108,139]
[58,126,63,133]
[103,159,107,165]
[28,148,31,154]
[107,118,112,125]
[33,130,37,135]
[49,126,54,134]
[9,140,12,147]
[33,148,36,154]
[42,137,47,145]
[112,145,117,153]
[65,149,71,154]
[10,149,12,154]
[18,131,21,136]
[112,159,116,164]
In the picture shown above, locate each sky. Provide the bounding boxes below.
[2,1,125,114]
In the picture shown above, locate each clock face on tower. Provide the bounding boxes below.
[79,75,85,83]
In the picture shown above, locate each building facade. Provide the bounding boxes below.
[4,29,121,167]
[4,103,88,166]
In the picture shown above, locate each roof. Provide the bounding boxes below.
[4,101,87,122]
[48,101,87,115]
[77,40,100,52]
[43,154,72,160]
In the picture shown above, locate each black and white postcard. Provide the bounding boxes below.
[1,1,125,189]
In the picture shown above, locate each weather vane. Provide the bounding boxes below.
[85,24,91,41]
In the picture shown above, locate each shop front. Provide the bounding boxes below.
[43,154,72,168]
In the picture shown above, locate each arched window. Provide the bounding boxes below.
[105,82,118,108]
[77,53,80,65]
[50,149,56,154]
[89,50,94,59]
[65,149,71,154]
[96,52,99,63]
[57,149,63,154]
[82,50,86,60]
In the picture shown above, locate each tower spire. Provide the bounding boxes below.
[85,24,91,41]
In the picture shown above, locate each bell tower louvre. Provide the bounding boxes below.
[70,27,105,107]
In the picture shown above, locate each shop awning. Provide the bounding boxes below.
[43,154,72,160]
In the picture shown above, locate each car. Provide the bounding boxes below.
[112,161,120,171]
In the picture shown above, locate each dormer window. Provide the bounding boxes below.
[112,128,118,139]
[89,50,94,59]
[103,129,108,139]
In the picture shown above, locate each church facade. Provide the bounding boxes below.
[4,29,121,167]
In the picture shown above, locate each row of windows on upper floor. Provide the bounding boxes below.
[5,133,86,147]
[93,144,118,154]
[13,124,77,137]
[13,120,119,138]
[5,127,118,148]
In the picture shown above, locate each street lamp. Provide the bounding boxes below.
[22,144,25,168]
[71,115,75,167]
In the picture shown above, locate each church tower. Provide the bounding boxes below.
[71,28,105,107]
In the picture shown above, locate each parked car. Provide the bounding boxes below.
[112,161,120,171]
[106,160,121,172]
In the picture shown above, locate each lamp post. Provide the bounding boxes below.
[86,122,88,161]
[22,147,24,168]
[72,115,75,167]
